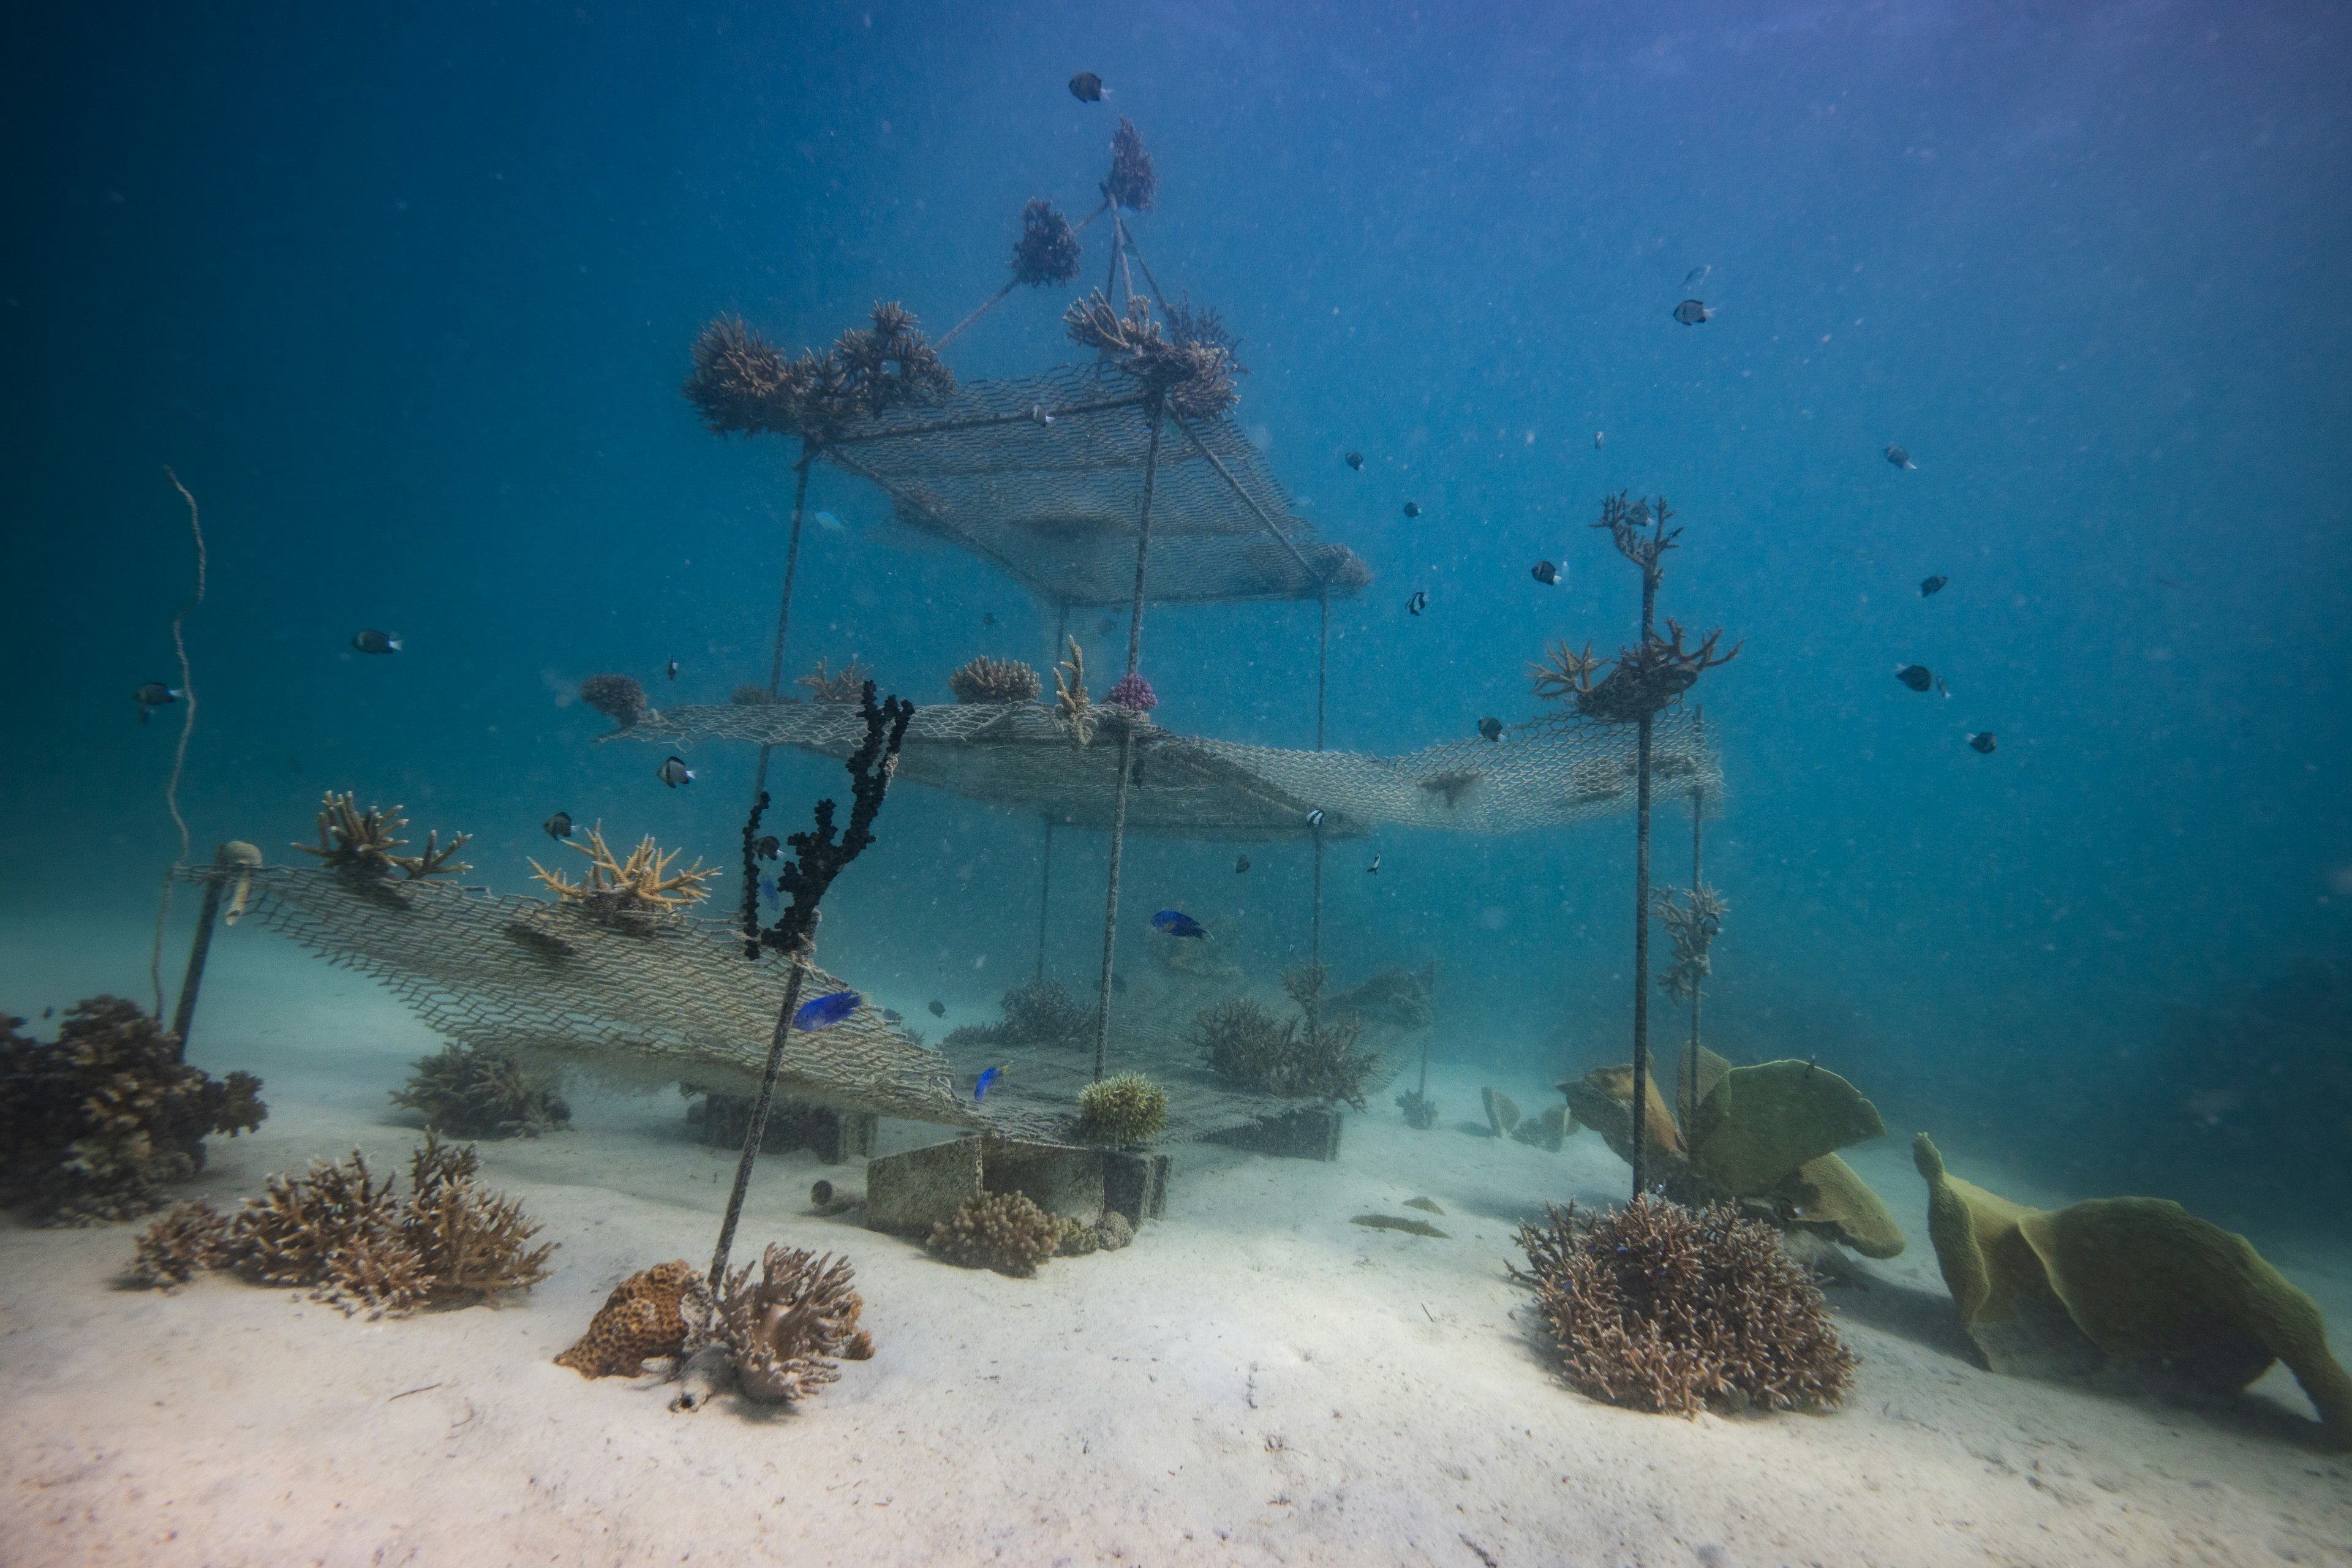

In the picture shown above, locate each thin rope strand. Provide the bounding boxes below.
[150,467,207,1019]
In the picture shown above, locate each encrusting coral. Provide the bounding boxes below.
[948,655,1042,705]
[145,1134,555,1318]
[1194,962,1381,1110]
[1077,1071,1169,1145]
[702,1244,875,1403]
[530,824,719,930]
[1914,1134,2352,1448]
[296,792,471,880]
[796,656,872,704]
[927,1189,1063,1278]
[392,1042,570,1139]
[1,997,266,1225]
[1513,1196,1857,1418]
[581,673,652,728]
[556,1260,696,1378]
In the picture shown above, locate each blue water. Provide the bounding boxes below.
[4,2,2348,1228]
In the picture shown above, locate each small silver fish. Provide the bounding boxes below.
[1684,265,1711,288]
[657,755,694,787]
[1593,431,1605,451]
[352,629,402,655]
[1366,854,1381,875]
[813,510,846,532]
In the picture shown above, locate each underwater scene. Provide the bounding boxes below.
[4,2,2350,1564]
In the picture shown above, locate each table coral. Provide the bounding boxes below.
[709,1245,873,1403]
[928,1190,1062,1277]
[556,1259,696,1378]
[0,997,266,1225]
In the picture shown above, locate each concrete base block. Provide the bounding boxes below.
[862,1137,982,1235]
[1104,1150,1170,1221]
[981,1137,1107,1224]
[1210,1105,1344,1162]
[694,1095,876,1164]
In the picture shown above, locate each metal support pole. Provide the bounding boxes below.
[1090,397,1164,1084]
[750,447,815,802]
[1627,538,1663,1202]
[1686,779,1706,1129]
[168,847,233,1058]
[710,950,812,1287]
[1035,818,1055,981]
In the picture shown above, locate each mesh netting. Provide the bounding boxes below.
[821,363,1367,606]
[619,701,1721,843]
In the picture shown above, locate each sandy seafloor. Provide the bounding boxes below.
[4,924,2350,1568]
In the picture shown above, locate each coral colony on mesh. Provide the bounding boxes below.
[9,44,2349,1568]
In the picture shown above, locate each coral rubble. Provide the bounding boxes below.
[295,792,472,881]
[1077,1071,1169,1145]
[1193,962,1381,1110]
[927,1189,1063,1277]
[391,1043,570,1139]
[1514,1196,1857,1417]
[948,654,1042,705]
[796,656,872,704]
[556,1259,696,1378]
[530,824,719,930]
[0,997,266,1225]
[581,673,652,728]
[706,1245,874,1403]
[1011,198,1082,287]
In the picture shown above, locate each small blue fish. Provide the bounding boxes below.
[813,510,846,533]
[794,990,860,1031]
[759,874,780,910]
[975,1064,1008,1101]
[1152,910,1207,939]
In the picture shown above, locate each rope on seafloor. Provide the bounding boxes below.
[149,468,206,1023]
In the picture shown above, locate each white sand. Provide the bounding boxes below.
[6,940,2351,1568]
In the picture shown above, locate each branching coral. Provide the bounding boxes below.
[705,1245,873,1403]
[295,792,472,881]
[1063,291,1240,419]
[401,1136,559,1305]
[679,315,799,438]
[684,303,954,445]
[1654,883,1728,1003]
[392,1043,570,1139]
[731,683,786,707]
[530,825,718,929]
[581,673,652,728]
[1513,1196,1856,1417]
[1107,116,1156,211]
[1053,635,1097,745]
[948,655,1042,705]
[557,1260,696,1378]
[796,656,872,704]
[928,1190,1063,1278]
[1531,496,1741,725]
[129,1199,230,1286]
[1077,1071,1169,1145]
[943,977,1096,1052]
[1194,963,1381,1111]
[1011,199,1082,287]
[1528,639,1605,704]
[0,997,265,1225]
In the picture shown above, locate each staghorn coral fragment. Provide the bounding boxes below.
[707,1245,871,1403]
[796,656,872,704]
[1052,636,1096,745]
[1011,198,1082,287]
[581,673,652,727]
[557,1260,698,1378]
[684,303,952,447]
[1514,1196,1856,1418]
[1063,290,1240,420]
[295,792,472,881]
[529,824,719,931]
[948,655,1042,705]
[1106,116,1156,211]
[927,1190,1062,1278]
[127,1200,230,1287]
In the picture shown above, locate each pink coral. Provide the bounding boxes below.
[1104,673,1158,714]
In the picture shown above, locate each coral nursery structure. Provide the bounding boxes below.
[0,997,265,1224]
[296,793,472,881]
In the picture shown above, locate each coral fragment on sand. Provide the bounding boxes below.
[948,655,1042,705]
[1514,1196,1856,1417]
[556,1259,696,1378]
[391,1043,570,1139]
[707,1245,872,1403]
[129,1200,230,1286]
[927,1190,1062,1278]
[296,791,472,880]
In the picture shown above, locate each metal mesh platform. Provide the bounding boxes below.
[620,701,1721,843]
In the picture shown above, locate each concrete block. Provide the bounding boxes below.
[862,1136,982,1235]
[1209,1105,1344,1162]
[1104,1150,1170,1221]
[982,1137,1106,1224]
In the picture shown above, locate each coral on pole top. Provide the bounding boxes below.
[1104,673,1157,714]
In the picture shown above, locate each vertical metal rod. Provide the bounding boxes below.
[1091,399,1164,1084]
[751,447,815,802]
[1104,212,1124,305]
[168,853,230,1058]
[1627,518,1664,1202]
[1313,592,1329,967]
[1685,780,1706,1131]
[1035,818,1055,981]
[710,951,811,1287]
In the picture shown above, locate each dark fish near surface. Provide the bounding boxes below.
[1234,854,1250,873]
[134,682,178,723]
[1896,665,1934,693]
[1344,451,1364,470]
[1477,716,1503,742]
[1152,909,1207,939]
[666,659,679,681]
[982,612,997,627]
[657,755,694,788]
[543,810,574,841]
[1406,590,1428,616]
[1885,445,1917,470]
[1919,575,1948,597]
[928,999,946,1018]
[794,990,860,1031]
[1069,71,1104,102]
[1530,560,1561,586]
[1402,500,1422,518]
[1967,731,1998,755]
[1673,299,1713,325]
[352,629,402,655]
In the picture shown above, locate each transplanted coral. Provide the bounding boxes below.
[1514,1196,1856,1418]
[683,302,953,445]
[948,654,1042,705]
[941,977,1096,1053]
[1010,198,1081,287]
[796,656,871,704]
[704,1244,874,1404]
[0,997,266,1226]
[556,1260,696,1378]
[296,792,472,880]
[927,1189,1063,1278]
[581,673,652,728]
[129,1200,230,1286]
[391,1043,570,1139]
[1077,1071,1168,1145]
[1193,962,1381,1110]
[530,824,719,931]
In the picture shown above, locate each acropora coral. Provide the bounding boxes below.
[796,656,871,704]
[530,825,719,929]
[296,793,472,880]
[1654,882,1728,1003]
[1103,672,1157,714]
[1011,198,1082,287]
[927,1189,1063,1278]
[1193,962,1381,1110]
[581,673,652,728]
[1064,290,1239,419]
[1514,1196,1856,1418]
[1394,1088,1439,1129]
[706,1244,874,1403]
[683,303,954,444]
[948,654,1042,705]
[1107,116,1156,211]
[1077,1071,1169,1145]
[391,1043,570,1139]
[556,1259,696,1378]
[129,1199,230,1286]
[0,997,265,1225]
[941,977,1096,1052]
[1052,636,1096,745]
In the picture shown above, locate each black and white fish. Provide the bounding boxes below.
[1885,445,1917,470]
[1477,716,1502,742]
[543,811,575,840]
[666,658,679,681]
[1030,404,1056,426]
[1967,731,1997,755]
[1673,299,1713,325]
[929,1000,947,1018]
[1402,500,1422,519]
[1366,854,1381,875]
[1896,665,1934,693]
[1530,560,1561,586]
[134,682,178,723]
[352,629,402,655]
[1406,590,1428,616]
[1345,451,1364,470]
[1305,808,1325,829]
[1069,71,1105,102]
[1234,854,1250,873]
[657,755,694,788]
[1919,575,1948,597]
